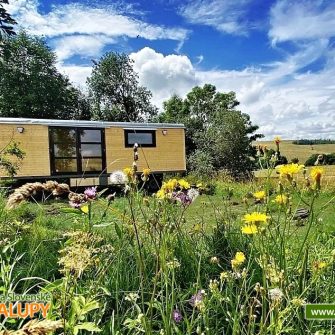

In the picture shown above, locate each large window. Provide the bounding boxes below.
[124,129,156,147]
[49,127,106,175]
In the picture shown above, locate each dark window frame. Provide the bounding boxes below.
[49,127,106,175]
[124,129,156,148]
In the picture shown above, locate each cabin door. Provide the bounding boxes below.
[49,127,106,175]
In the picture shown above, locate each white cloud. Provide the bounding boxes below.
[179,0,252,35]
[269,0,335,44]
[130,47,199,107]
[5,0,189,60]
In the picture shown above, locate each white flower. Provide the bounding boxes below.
[187,188,200,202]
[268,288,284,302]
[110,171,127,185]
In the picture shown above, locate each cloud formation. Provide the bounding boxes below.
[179,0,252,35]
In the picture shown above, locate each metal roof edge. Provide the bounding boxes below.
[0,117,185,129]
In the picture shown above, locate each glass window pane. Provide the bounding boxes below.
[80,129,101,142]
[127,132,153,145]
[55,159,77,173]
[51,128,76,143]
[82,158,102,172]
[81,144,102,157]
[54,144,76,158]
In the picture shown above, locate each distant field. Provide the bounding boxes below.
[255,140,335,164]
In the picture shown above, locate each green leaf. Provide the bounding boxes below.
[60,208,82,215]
[81,300,100,315]
[114,222,122,239]
[74,322,102,334]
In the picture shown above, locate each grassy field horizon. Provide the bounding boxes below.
[254,139,335,164]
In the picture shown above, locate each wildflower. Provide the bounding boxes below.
[220,271,229,282]
[231,252,246,270]
[187,188,200,202]
[253,190,266,201]
[274,136,281,145]
[156,189,167,199]
[172,309,183,323]
[210,256,219,264]
[312,260,327,273]
[291,297,306,307]
[273,194,288,205]
[68,192,86,208]
[268,288,284,302]
[110,171,127,185]
[178,179,190,190]
[166,258,181,269]
[84,186,97,200]
[241,224,259,235]
[276,163,304,181]
[163,179,178,192]
[243,212,269,225]
[190,290,205,310]
[209,279,219,293]
[141,168,151,182]
[172,191,192,206]
[123,167,133,180]
[310,166,323,190]
[125,292,140,303]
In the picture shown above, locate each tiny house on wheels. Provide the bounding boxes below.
[0,118,186,187]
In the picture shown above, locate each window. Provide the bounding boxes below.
[49,127,106,175]
[124,130,156,147]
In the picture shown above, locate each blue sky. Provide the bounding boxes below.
[5,0,335,138]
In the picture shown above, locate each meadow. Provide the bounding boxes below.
[0,162,335,335]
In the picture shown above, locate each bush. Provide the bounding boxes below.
[305,153,335,166]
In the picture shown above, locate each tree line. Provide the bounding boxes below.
[292,139,335,145]
[0,2,262,178]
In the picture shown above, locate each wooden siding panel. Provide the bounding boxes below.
[0,124,50,177]
[105,128,186,173]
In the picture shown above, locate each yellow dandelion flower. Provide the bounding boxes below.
[123,167,133,179]
[276,163,304,180]
[241,224,258,235]
[156,189,167,199]
[178,179,190,190]
[253,190,266,200]
[243,212,269,225]
[163,179,178,192]
[142,168,151,177]
[273,194,288,205]
[231,251,246,270]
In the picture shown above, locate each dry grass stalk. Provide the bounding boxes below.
[0,319,63,335]
[6,181,70,209]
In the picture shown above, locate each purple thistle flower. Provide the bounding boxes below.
[172,309,183,323]
[189,290,204,307]
[84,187,97,200]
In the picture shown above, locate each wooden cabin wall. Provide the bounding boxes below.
[0,124,50,178]
[105,128,186,173]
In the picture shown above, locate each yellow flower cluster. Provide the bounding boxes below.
[276,163,304,180]
[156,178,190,199]
[231,251,245,270]
[273,194,288,205]
[310,166,324,189]
[241,212,269,235]
[253,190,266,201]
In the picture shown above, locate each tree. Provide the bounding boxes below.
[0,31,90,120]
[159,84,263,178]
[87,52,157,122]
[0,0,16,41]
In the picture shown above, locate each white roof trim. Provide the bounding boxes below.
[0,117,185,129]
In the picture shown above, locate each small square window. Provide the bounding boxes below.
[124,130,156,147]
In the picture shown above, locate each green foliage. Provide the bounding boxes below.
[87,52,157,122]
[305,153,335,166]
[0,140,25,176]
[293,138,335,145]
[0,31,90,120]
[0,0,16,41]
[159,85,263,178]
